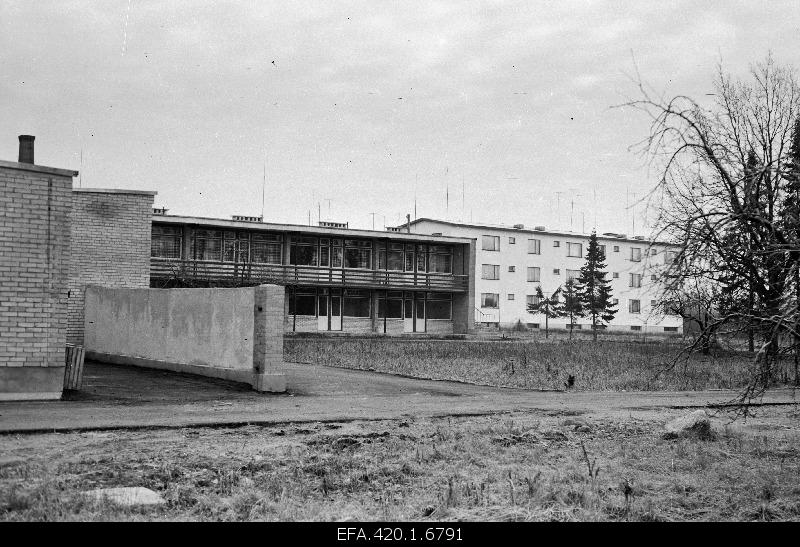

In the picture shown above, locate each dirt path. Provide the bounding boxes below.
[0,362,797,434]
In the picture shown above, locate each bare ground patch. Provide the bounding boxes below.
[2,407,799,521]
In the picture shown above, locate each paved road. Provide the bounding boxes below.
[0,361,797,433]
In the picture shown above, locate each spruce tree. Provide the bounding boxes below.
[577,231,617,341]
[526,285,564,339]
[562,277,585,340]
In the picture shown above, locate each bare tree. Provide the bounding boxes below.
[621,53,800,406]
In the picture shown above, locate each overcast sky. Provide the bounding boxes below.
[2,1,799,235]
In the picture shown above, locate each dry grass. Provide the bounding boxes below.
[2,408,799,521]
[284,338,796,391]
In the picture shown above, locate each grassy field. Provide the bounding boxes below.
[285,338,797,391]
[2,408,799,521]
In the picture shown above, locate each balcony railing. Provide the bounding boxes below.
[150,258,468,292]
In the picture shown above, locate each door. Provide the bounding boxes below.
[403,293,414,332]
[317,289,342,331]
[403,292,426,333]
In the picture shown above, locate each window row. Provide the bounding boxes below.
[152,227,453,273]
[481,234,677,264]
[480,294,663,315]
[481,265,658,286]
[288,289,453,320]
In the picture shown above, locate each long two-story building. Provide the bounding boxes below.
[401,218,683,334]
[150,214,476,335]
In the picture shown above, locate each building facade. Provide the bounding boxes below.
[405,219,683,334]
[0,154,74,400]
[150,215,476,335]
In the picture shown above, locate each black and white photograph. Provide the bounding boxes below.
[1,0,799,528]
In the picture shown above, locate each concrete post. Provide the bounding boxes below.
[252,284,287,392]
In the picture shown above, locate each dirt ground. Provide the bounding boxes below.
[2,405,799,521]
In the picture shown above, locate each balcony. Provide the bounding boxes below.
[150,258,469,292]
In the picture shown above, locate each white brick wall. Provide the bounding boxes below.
[0,166,72,368]
[67,190,154,344]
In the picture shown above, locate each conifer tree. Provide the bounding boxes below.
[577,231,617,341]
[562,277,585,340]
[526,285,564,339]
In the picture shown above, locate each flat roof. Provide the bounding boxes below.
[405,218,674,246]
[153,214,474,244]
[0,159,78,178]
[73,188,157,196]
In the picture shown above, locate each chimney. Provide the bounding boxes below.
[18,135,35,164]
[406,214,411,233]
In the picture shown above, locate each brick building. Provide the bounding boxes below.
[0,138,75,400]
[67,189,156,344]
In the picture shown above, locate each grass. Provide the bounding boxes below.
[2,408,799,521]
[284,338,797,391]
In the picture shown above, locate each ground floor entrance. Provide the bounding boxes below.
[317,288,342,331]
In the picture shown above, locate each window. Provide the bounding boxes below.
[509,237,516,244]
[553,241,561,247]
[651,248,658,255]
[569,323,582,330]
[528,239,541,254]
[598,244,606,258]
[612,272,619,279]
[612,298,619,305]
[344,239,372,269]
[631,247,642,262]
[567,242,582,258]
[629,299,641,314]
[481,293,499,308]
[629,273,642,288]
[481,264,500,280]
[567,269,581,281]
[482,235,500,251]
[288,288,316,316]
[664,326,679,332]
[651,300,658,307]
[223,231,248,263]
[526,294,542,307]
[151,225,182,259]
[651,274,658,281]
[343,289,371,317]
[251,233,283,264]
[631,325,642,331]
[378,242,405,271]
[427,246,453,273]
[613,245,620,252]
[527,323,540,329]
[426,292,452,319]
[194,229,222,261]
[553,268,560,275]
[377,291,404,319]
[527,267,541,282]
[508,294,515,300]
[665,250,680,264]
[290,236,318,266]
[508,266,516,273]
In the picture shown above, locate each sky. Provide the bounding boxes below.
[2,1,799,235]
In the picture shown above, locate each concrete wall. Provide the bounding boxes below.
[0,160,74,401]
[67,189,155,345]
[85,285,286,392]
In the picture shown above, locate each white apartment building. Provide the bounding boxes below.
[404,219,683,335]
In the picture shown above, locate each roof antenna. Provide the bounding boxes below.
[261,151,266,220]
